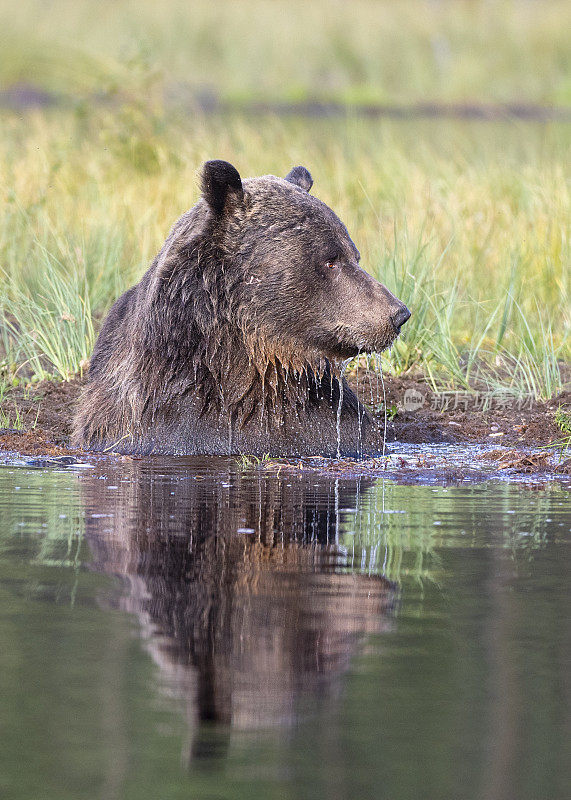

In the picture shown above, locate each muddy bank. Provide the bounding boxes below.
[0,375,569,469]
[0,378,84,461]
[376,374,570,448]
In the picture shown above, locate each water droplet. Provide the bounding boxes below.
[336,358,352,458]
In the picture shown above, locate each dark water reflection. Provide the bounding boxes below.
[84,459,396,760]
[0,458,569,800]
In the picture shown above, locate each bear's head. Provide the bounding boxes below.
[201,160,410,364]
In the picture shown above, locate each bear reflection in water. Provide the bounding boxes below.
[85,460,396,762]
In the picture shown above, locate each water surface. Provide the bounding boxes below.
[0,456,569,800]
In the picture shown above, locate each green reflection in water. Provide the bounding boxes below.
[0,464,568,800]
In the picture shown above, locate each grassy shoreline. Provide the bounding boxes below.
[1,107,569,401]
[1,1,569,406]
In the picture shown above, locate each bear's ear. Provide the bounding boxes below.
[285,166,313,192]
[201,160,244,214]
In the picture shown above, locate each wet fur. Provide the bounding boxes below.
[74,164,406,456]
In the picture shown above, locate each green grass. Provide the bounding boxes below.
[553,407,571,453]
[1,256,94,382]
[2,0,571,106]
[0,106,568,399]
[0,0,569,401]
[0,379,37,430]
[236,453,273,469]
[0,404,24,430]
[555,407,571,436]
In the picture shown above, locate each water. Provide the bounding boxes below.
[336,357,352,458]
[0,456,569,800]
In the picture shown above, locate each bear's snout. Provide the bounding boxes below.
[361,278,410,345]
[392,304,411,331]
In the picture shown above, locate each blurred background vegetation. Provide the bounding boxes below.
[0,0,569,397]
[2,0,571,105]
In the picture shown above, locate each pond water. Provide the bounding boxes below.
[0,456,569,800]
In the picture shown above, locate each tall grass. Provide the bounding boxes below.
[374,235,566,399]
[0,106,568,397]
[1,268,94,382]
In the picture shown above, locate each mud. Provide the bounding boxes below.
[0,375,569,478]
[374,373,570,448]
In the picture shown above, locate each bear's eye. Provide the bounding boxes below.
[325,261,337,269]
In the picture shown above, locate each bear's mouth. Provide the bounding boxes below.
[324,320,404,360]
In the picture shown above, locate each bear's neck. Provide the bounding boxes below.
[219,337,339,429]
[135,256,346,430]
[138,314,341,429]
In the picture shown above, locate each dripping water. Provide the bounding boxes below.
[367,355,375,408]
[334,477,339,545]
[336,357,352,459]
[373,352,388,460]
[375,354,380,415]
[355,351,363,459]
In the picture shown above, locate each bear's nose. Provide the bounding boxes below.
[392,305,411,330]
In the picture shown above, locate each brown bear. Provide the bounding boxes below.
[73,160,410,456]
